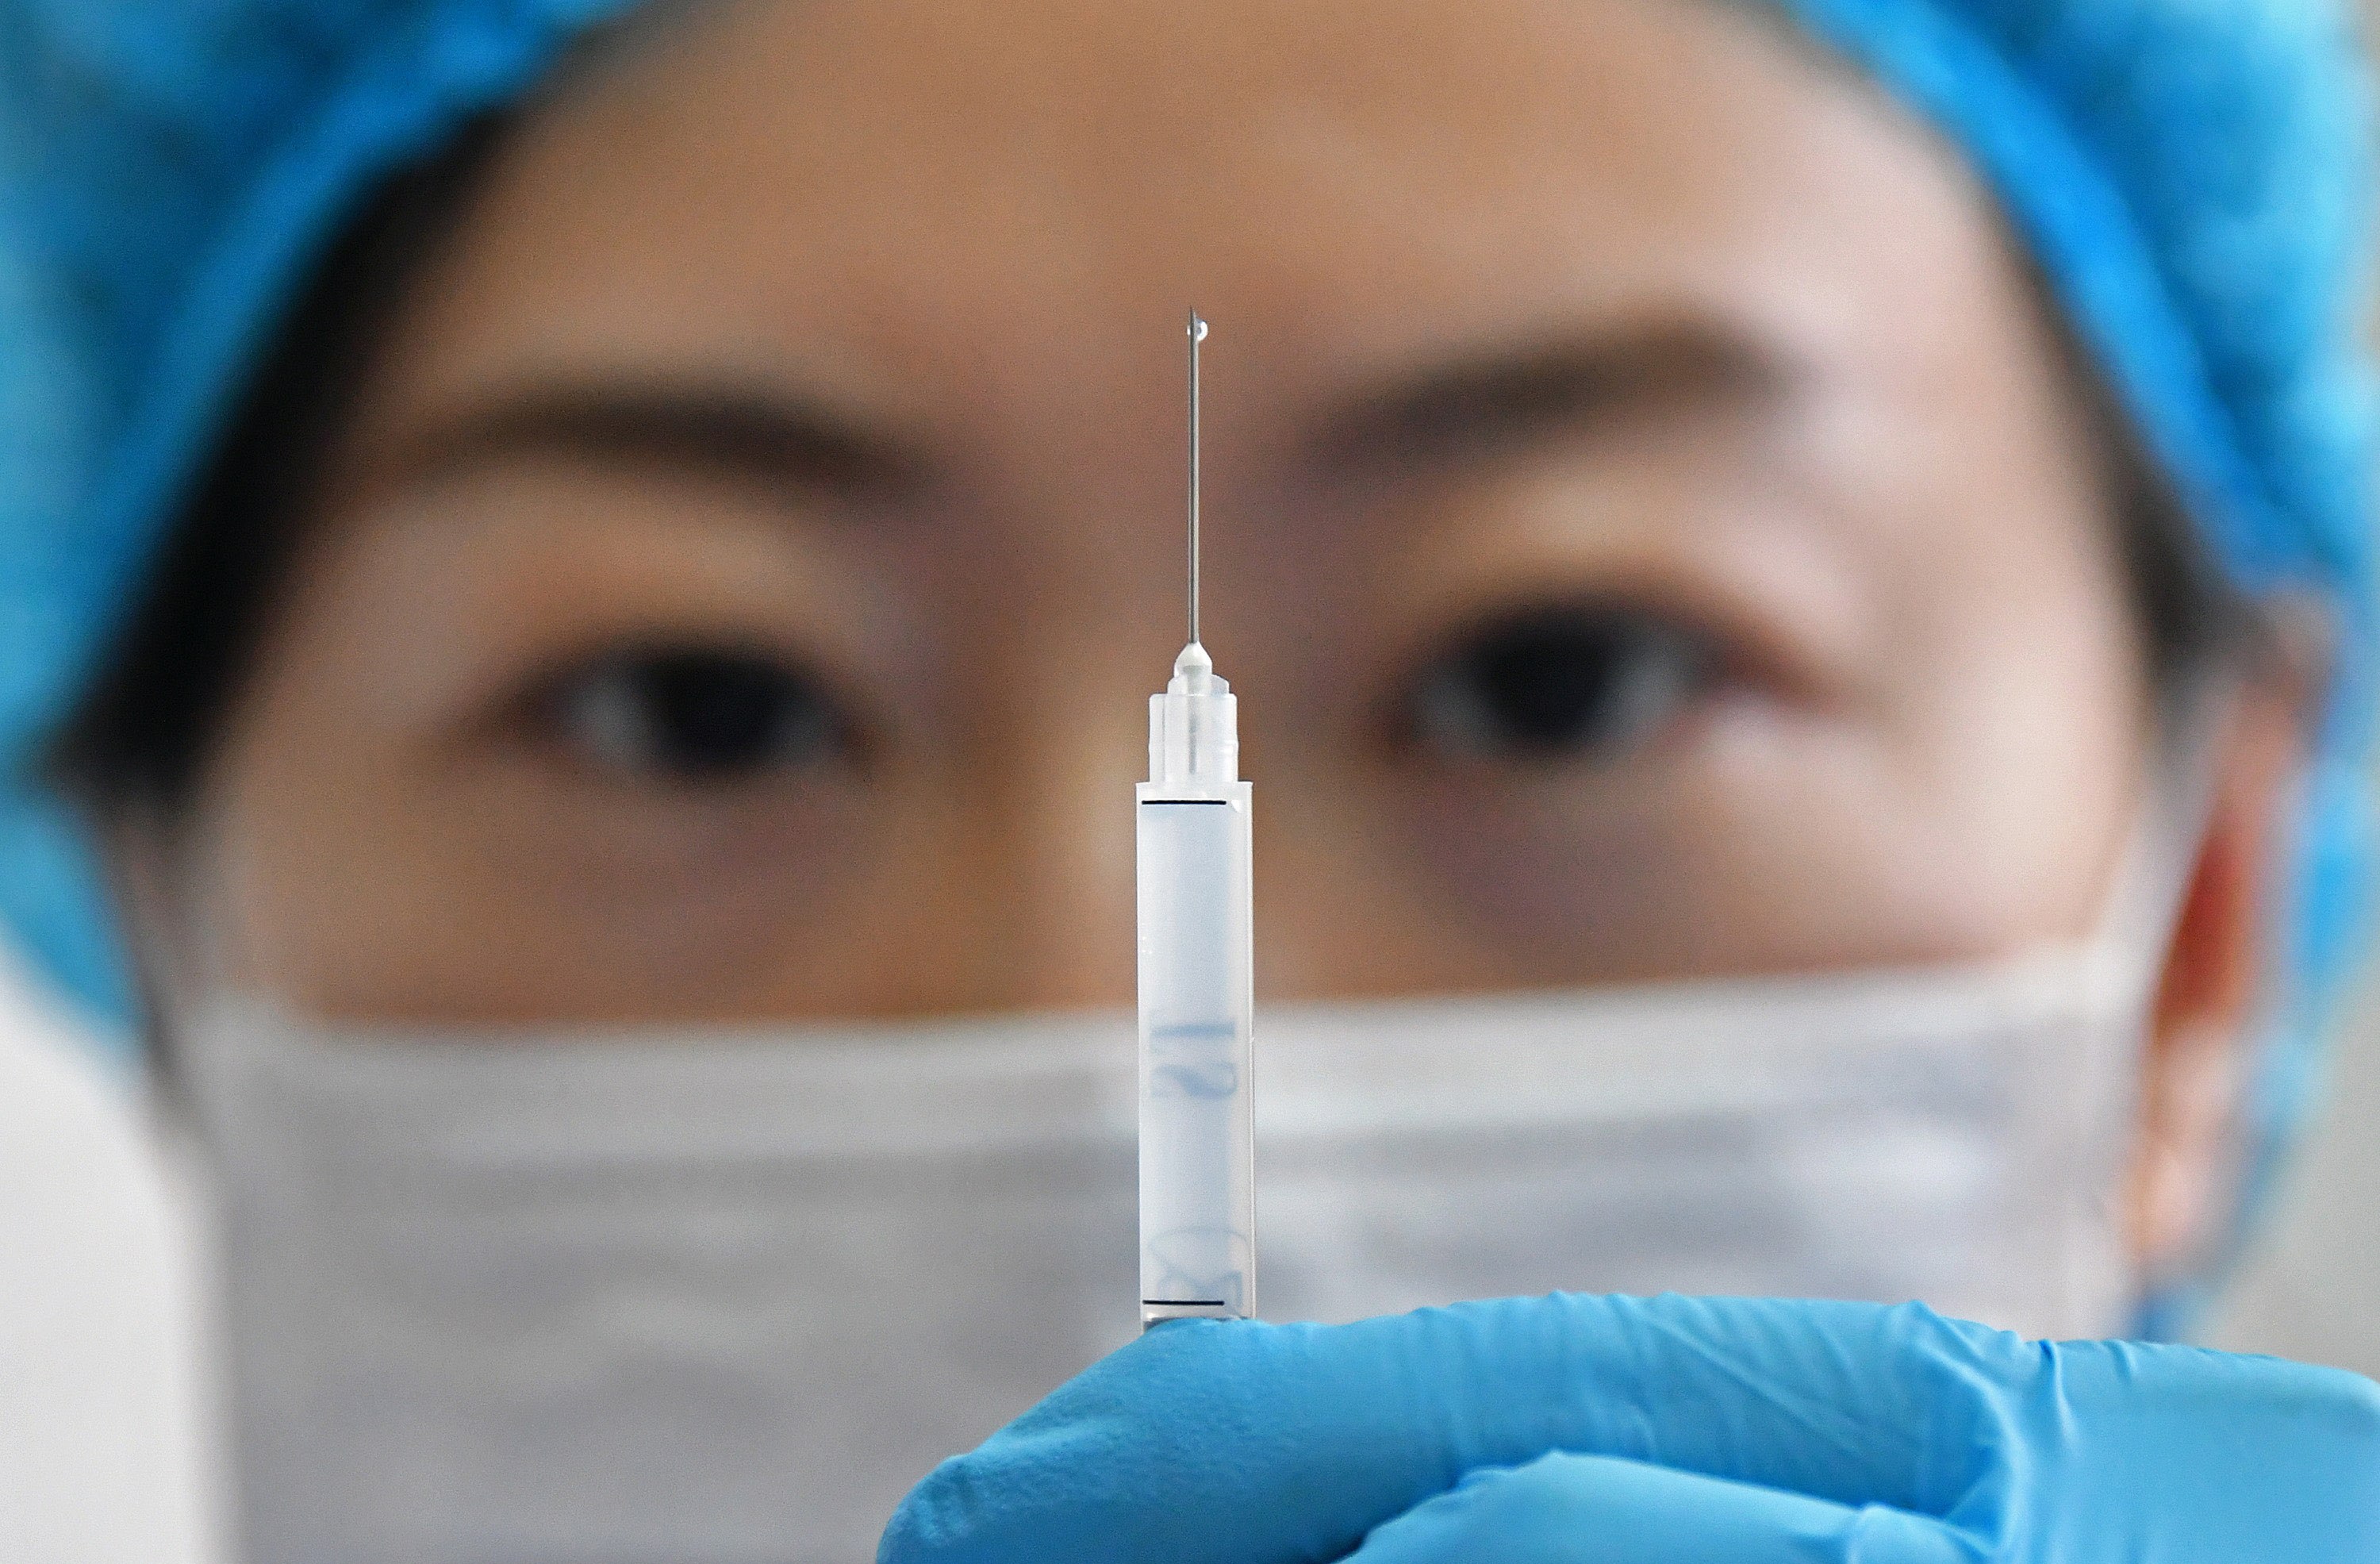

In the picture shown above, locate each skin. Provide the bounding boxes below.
[125,0,2313,1280]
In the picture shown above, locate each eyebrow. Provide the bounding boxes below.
[371,320,1788,503]
[368,380,931,505]
[1305,317,1796,478]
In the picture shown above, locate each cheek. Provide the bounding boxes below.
[1861,430,2158,948]
[198,674,1052,1023]
[1260,664,2141,1005]
[202,739,887,1020]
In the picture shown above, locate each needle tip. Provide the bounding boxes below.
[1189,309,1207,343]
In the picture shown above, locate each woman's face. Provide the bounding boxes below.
[181,0,2162,1024]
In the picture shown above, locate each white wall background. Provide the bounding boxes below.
[0,962,216,1564]
[2206,976,2380,1374]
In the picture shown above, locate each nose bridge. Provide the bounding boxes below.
[961,640,1154,1012]
[927,331,1211,1013]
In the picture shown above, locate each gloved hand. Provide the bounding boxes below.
[880,1293,2380,1562]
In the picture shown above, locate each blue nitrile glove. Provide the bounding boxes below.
[880,1293,2380,1562]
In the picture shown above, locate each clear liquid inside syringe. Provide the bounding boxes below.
[1137,312,1256,1328]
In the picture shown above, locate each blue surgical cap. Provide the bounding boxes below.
[0,0,2372,1111]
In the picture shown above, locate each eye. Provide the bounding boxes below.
[536,645,851,782]
[1403,605,1716,763]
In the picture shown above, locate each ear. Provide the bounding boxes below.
[2125,634,2325,1287]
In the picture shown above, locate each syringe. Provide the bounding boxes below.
[1137,310,1256,1328]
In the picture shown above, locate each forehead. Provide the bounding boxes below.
[374,0,2013,427]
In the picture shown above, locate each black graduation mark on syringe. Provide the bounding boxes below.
[1141,798,1231,805]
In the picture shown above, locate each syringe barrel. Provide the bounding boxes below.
[1136,776,1255,1327]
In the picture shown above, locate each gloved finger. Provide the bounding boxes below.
[881,1293,2017,1564]
[1990,1339,2380,1557]
[1349,1450,1981,1564]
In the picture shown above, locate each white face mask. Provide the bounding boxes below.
[174,798,2191,1564]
